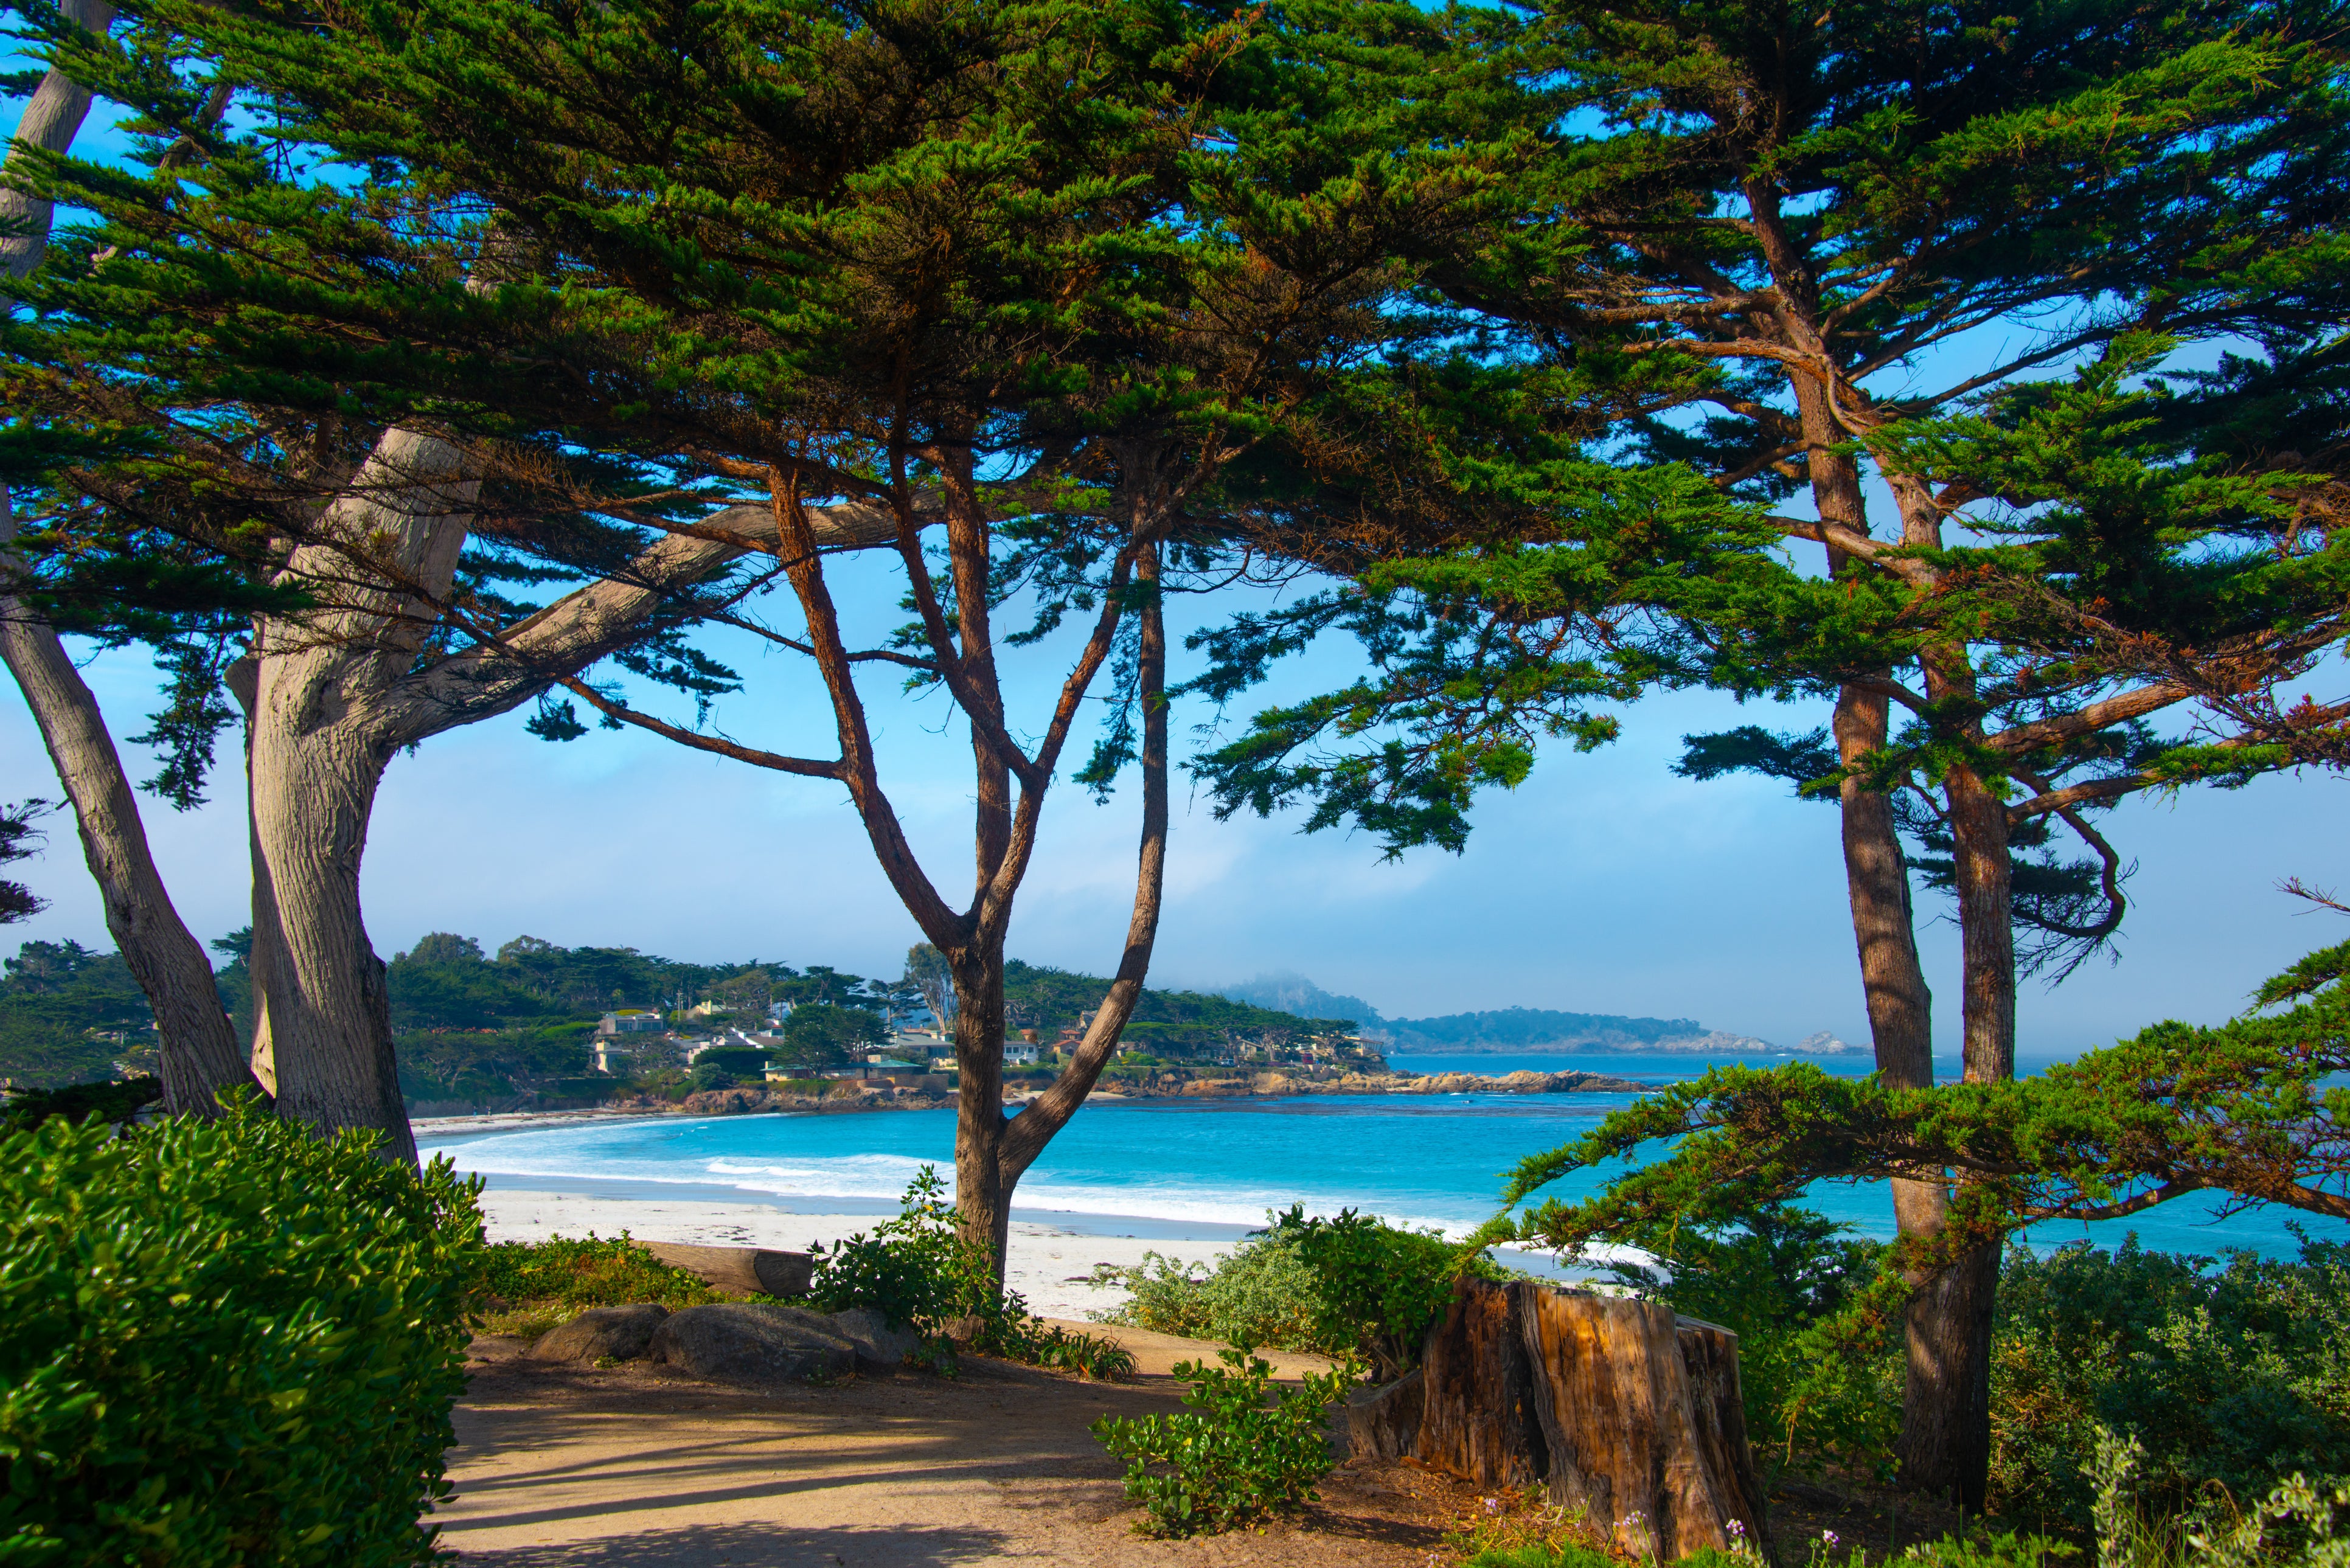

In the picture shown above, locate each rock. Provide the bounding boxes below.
[648,1302,857,1384]
[1346,1368,1423,1461]
[828,1306,922,1370]
[529,1302,670,1362]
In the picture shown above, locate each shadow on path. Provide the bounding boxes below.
[447,1519,1009,1567]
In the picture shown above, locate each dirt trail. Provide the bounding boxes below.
[439,1328,1467,1567]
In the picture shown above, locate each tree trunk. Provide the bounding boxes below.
[0,0,256,1115]
[241,428,477,1164]
[0,602,256,1114]
[1893,474,2008,1509]
[1415,1278,1765,1561]
[949,950,1012,1276]
[243,663,412,1160]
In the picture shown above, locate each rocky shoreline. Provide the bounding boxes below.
[491,1065,1658,1124]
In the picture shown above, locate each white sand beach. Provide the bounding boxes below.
[476,1188,1237,1320]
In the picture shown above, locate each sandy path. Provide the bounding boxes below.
[438,1334,1462,1567]
[477,1190,1241,1320]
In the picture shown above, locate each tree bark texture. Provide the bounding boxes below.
[243,429,479,1164]
[1888,473,2007,1507]
[0,0,257,1115]
[1414,1278,1765,1560]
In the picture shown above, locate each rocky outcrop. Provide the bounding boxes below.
[829,1306,922,1370]
[530,1303,669,1363]
[648,1302,857,1384]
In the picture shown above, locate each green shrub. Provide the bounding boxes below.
[476,1234,720,1334]
[1098,1205,1494,1378]
[1101,1226,1324,1351]
[0,1102,484,1567]
[1286,1207,1498,1379]
[1601,1201,1896,1479]
[1989,1234,2350,1527]
[1091,1346,1351,1535]
[813,1168,1133,1377]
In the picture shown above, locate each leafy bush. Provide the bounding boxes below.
[476,1234,720,1334]
[2093,1429,2350,1568]
[1601,1201,1895,1477]
[813,1168,1133,1377]
[1098,1205,1494,1378]
[1091,1346,1351,1535]
[1287,1207,1498,1379]
[1102,1226,1324,1351]
[0,1102,484,1566]
[1989,1234,2350,1527]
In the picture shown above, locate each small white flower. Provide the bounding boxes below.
[1823,1530,1841,1547]
[1729,1519,1747,1538]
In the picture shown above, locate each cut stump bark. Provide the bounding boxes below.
[1394,1278,1764,1561]
[639,1242,813,1298]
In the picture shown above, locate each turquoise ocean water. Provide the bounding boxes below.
[418,1048,2345,1261]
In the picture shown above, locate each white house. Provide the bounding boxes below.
[597,1009,664,1036]
[1004,1042,1039,1067]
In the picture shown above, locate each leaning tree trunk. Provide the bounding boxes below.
[1399,1277,1764,1561]
[0,579,257,1114]
[0,0,256,1115]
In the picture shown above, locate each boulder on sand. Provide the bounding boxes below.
[829,1306,922,1370]
[649,1302,857,1384]
[530,1303,670,1363]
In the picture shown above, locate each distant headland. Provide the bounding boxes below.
[1213,973,1863,1056]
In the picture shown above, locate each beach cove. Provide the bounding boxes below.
[422,1064,2350,1310]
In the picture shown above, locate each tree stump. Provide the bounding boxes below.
[639,1241,813,1298]
[1400,1278,1764,1561]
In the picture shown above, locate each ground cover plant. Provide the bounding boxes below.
[813,1170,1134,1378]
[474,1235,721,1339]
[0,1102,484,1566]
[1091,1347,1352,1536]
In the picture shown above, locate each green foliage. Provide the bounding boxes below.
[0,939,161,1087]
[0,1074,162,1133]
[1091,1347,1351,1536]
[1601,1203,1896,1476]
[395,1023,596,1102]
[2091,1429,2350,1568]
[1285,1207,1490,1381]
[478,1235,719,1319]
[0,799,47,926]
[1889,1536,2079,1568]
[0,1102,484,1566]
[1989,1237,2350,1527]
[1001,960,1355,1055]
[1101,1226,1326,1353]
[1488,937,2350,1286]
[1102,1207,1491,1379]
[812,1170,1133,1378]
[779,1004,885,1068]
